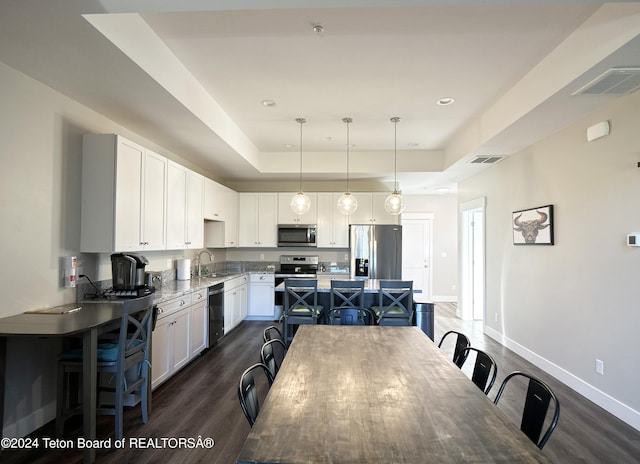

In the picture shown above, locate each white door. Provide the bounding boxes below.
[460,198,485,321]
[401,213,433,301]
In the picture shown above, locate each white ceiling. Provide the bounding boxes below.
[1,1,640,193]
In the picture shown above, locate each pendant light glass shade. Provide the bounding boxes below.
[385,116,405,215]
[337,192,357,215]
[291,192,311,215]
[337,117,358,215]
[384,191,405,215]
[291,118,311,215]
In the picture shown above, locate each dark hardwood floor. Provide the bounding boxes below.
[3,304,640,463]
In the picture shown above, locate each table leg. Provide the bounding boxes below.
[83,328,97,464]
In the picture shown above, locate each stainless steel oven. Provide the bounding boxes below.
[274,255,319,308]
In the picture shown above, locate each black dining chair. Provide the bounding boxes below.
[56,294,154,440]
[237,362,274,427]
[454,346,498,395]
[493,371,560,449]
[438,330,471,364]
[263,325,283,343]
[282,279,323,344]
[260,338,287,384]
[327,307,376,325]
[370,280,413,326]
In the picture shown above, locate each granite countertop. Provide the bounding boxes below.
[153,271,277,304]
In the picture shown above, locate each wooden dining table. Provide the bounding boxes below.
[236,325,551,463]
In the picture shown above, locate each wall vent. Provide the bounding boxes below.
[573,67,640,96]
[469,156,503,165]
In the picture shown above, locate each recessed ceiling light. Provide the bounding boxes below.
[434,187,450,194]
[261,99,276,107]
[436,97,455,106]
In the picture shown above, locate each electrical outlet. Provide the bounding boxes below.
[260,253,265,261]
[344,253,349,261]
[596,359,604,375]
[166,259,172,269]
[494,312,498,323]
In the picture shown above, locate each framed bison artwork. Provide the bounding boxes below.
[512,204,554,245]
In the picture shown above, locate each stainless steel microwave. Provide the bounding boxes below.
[278,224,317,247]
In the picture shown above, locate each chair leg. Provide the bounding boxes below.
[115,370,124,441]
[56,364,66,437]
[141,362,149,424]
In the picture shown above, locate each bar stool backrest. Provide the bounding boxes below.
[330,280,365,309]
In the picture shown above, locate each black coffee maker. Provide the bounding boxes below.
[111,253,149,290]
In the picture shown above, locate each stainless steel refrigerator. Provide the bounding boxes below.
[350,225,402,279]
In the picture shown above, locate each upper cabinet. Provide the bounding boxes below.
[166,161,203,250]
[203,186,240,248]
[239,193,278,247]
[81,134,167,253]
[348,193,400,225]
[203,178,226,221]
[277,192,318,225]
[316,193,349,248]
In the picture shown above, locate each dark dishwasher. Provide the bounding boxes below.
[208,283,224,348]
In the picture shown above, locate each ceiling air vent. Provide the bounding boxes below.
[573,67,640,96]
[469,156,503,165]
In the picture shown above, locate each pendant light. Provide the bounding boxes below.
[291,117,311,215]
[385,116,405,215]
[337,117,358,215]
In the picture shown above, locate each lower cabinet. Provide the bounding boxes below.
[190,292,208,356]
[151,288,208,390]
[224,275,248,334]
[247,273,275,320]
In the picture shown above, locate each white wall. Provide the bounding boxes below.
[404,195,458,301]
[458,89,640,429]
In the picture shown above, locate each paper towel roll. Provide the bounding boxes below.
[176,259,191,280]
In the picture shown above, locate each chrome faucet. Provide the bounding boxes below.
[195,249,214,277]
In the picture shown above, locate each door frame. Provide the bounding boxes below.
[459,198,486,321]
[401,212,434,302]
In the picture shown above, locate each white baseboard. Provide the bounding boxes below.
[2,401,56,438]
[484,325,640,432]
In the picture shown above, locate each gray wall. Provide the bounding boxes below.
[458,89,640,429]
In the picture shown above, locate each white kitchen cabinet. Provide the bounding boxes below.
[151,292,192,390]
[142,150,168,250]
[204,178,226,221]
[316,193,349,248]
[224,188,239,247]
[238,193,278,247]
[80,134,167,252]
[224,275,248,333]
[190,289,208,356]
[278,192,317,225]
[204,186,239,248]
[348,192,400,225]
[247,273,275,320]
[167,161,204,249]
